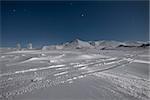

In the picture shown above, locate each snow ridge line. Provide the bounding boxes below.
[0,57,116,77]
[47,58,133,78]
[0,57,131,77]
[0,57,136,99]
[0,65,65,77]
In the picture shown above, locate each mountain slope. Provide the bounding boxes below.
[42,39,149,50]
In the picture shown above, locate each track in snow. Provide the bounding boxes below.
[0,51,149,100]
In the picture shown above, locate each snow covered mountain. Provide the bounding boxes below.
[63,39,94,49]
[42,39,94,50]
[89,40,123,49]
[42,39,149,50]
[118,41,148,47]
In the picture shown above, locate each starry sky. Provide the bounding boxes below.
[1,1,149,47]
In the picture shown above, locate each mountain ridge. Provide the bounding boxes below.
[42,39,150,50]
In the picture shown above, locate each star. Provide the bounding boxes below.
[12,9,16,12]
[80,9,88,17]
[80,13,87,17]
[8,9,16,16]
[81,14,84,17]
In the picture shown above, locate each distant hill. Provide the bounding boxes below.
[42,39,150,50]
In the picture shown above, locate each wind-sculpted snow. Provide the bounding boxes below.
[93,72,150,100]
[0,48,149,100]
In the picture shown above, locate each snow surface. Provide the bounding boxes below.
[0,40,149,100]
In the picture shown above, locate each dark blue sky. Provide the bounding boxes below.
[1,1,149,47]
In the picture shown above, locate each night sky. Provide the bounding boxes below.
[1,1,149,47]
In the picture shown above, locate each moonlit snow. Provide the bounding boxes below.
[0,39,150,100]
